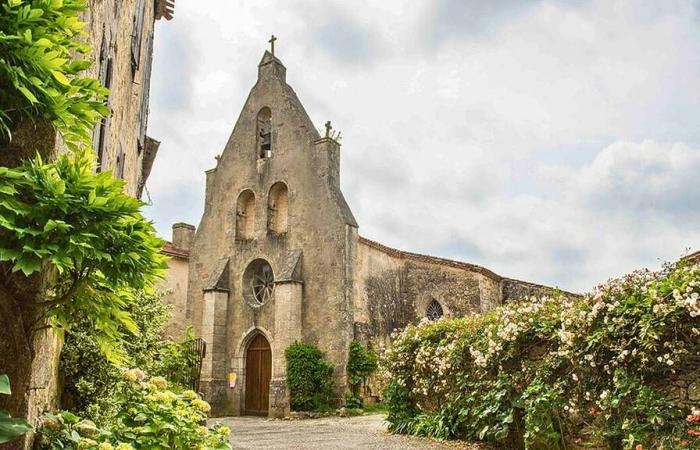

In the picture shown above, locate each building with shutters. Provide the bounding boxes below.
[0,1,175,440]
[161,48,569,418]
[86,0,174,198]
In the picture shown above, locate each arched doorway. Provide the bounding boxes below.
[245,333,271,415]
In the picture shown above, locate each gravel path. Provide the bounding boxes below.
[215,414,483,450]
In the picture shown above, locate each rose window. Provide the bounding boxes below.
[242,259,274,306]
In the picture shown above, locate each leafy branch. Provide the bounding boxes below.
[0,0,108,149]
[0,150,167,362]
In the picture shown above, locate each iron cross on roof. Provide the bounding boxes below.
[268,34,277,56]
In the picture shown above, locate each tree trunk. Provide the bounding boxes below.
[0,118,60,449]
[0,282,33,417]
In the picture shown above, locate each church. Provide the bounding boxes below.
[161,45,562,417]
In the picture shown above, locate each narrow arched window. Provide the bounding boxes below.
[267,182,288,234]
[236,190,256,240]
[426,300,444,321]
[257,107,272,159]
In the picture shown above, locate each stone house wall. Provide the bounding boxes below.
[160,245,191,339]
[0,2,172,446]
[83,0,166,198]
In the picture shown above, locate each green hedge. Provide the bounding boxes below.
[383,260,700,449]
[285,342,334,411]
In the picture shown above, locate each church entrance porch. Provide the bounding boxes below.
[244,333,272,415]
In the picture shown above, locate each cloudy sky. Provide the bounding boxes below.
[143,0,700,293]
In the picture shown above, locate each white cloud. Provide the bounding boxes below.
[144,0,700,293]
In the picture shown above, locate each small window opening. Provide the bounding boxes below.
[257,107,272,159]
[236,190,256,240]
[426,300,444,321]
[267,182,288,234]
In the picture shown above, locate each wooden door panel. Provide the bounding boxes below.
[245,334,271,415]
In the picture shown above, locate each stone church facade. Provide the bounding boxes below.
[163,49,563,417]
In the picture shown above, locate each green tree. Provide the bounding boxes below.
[60,290,171,418]
[0,150,167,418]
[61,288,201,421]
[0,1,163,445]
[0,0,108,149]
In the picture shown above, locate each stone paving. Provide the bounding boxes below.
[216,414,483,450]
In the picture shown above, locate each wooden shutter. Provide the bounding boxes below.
[137,29,154,153]
[130,0,146,75]
[94,30,113,171]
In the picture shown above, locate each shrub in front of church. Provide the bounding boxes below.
[285,342,335,411]
[346,340,379,408]
[383,260,700,449]
[62,288,200,423]
[40,371,231,450]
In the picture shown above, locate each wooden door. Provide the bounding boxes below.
[245,334,271,415]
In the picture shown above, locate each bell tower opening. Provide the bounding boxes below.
[236,190,256,240]
[257,107,272,159]
[267,182,288,234]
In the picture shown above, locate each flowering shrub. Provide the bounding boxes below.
[61,287,200,420]
[40,371,231,450]
[383,260,700,449]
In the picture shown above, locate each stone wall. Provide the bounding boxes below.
[160,243,191,339]
[355,237,564,345]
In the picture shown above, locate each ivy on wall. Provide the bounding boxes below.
[346,340,378,408]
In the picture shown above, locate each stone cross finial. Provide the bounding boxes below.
[325,121,332,138]
[268,34,277,56]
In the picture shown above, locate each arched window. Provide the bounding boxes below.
[257,107,272,159]
[236,190,256,240]
[267,182,288,234]
[426,300,444,321]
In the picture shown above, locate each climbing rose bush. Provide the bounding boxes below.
[383,260,700,449]
[40,371,231,450]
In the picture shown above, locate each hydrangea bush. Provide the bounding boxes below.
[40,371,231,450]
[383,260,700,449]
